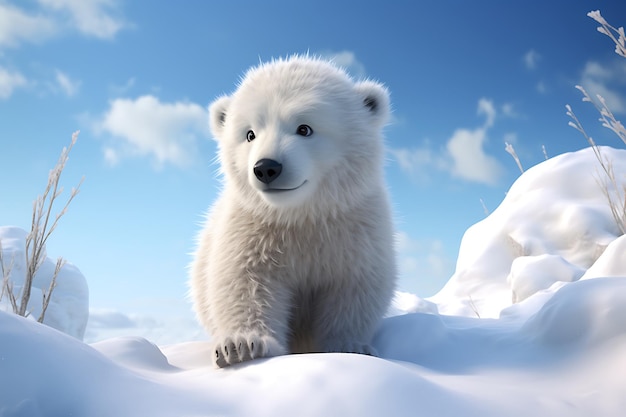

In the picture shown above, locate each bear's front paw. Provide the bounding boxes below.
[323,340,378,357]
[213,333,286,368]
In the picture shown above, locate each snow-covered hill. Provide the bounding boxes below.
[2,146,626,416]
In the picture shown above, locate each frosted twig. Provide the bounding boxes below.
[573,86,626,145]
[588,10,626,58]
[0,241,18,312]
[468,294,481,319]
[18,131,82,319]
[479,198,489,216]
[566,10,626,233]
[504,142,524,174]
[567,96,626,235]
[38,257,65,323]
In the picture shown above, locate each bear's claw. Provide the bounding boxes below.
[214,334,285,368]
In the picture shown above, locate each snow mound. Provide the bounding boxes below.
[523,277,626,347]
[507,254,584,303]
[0,226,89,339]
[0,311,194,417]
[92,336,175,371]
[581,234,626,279]
[431,146,626,317]
[3,273,626,417]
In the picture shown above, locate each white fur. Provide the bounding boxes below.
[190,56,397,367]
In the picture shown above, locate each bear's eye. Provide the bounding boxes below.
[246,130,256,142]
[296,124,313,137]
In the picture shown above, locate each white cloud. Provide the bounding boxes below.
[500,102,526,119]
[501,103,515,117]
[0,3,57,48]
[477,97,496,127]
[391,99,505,186]
[0,66,27,99]
[395,231,454,297]
[391,147,431,173]
[580,60,626,114]
[388,144,449,184]
[37,0,127,39]
[103,147,120,166]
[523,49,541,70]
[109,77,136,96]
[446,128,503,185]
[85,308,207,345]
[536,81,547,94]
[0,0,126,49]
[87,309,135,329]
[55,69,80,96]
[322,50,367,79]
[448,99,505,185]
[98,95,210,168]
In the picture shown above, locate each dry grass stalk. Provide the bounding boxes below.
[467,294,481,319]
[504,142,524,174]
[38,257,66,322]
[588,10,626,58]
[564,11,626,235]
[567,98,626,235]
[0,241,18,312]
[1,131,83,321]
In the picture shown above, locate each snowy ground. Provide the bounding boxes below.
[2,146,626,416]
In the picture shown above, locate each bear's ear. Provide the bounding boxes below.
[209,95,232,140]
[354,81,390,128]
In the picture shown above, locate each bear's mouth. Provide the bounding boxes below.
[263,180,307,193]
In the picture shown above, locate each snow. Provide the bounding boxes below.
[0,226,89,339]
[430,146,626,317]
[2,146,626,416]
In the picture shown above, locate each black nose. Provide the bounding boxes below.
[253,159,283,184]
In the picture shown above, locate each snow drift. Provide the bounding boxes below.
[0,226,89,339]
[431,146,626,317]
[1,146,626,416]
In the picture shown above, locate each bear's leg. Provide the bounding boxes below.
[211,281,291,368]
[312,280,391,357]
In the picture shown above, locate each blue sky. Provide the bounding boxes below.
[1,0,625,326]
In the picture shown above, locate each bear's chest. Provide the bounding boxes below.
[239,217,358,282]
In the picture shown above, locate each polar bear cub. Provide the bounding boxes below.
[190,55,397,367]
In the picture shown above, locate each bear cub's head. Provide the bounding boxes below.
[209,56,390,220]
